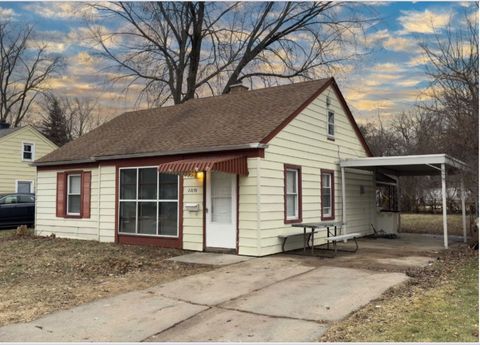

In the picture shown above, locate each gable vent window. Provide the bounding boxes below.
[327,111,335,138]
[22,143,34,161]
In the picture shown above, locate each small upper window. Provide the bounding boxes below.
[327,111,335,138]
[22,143,34,161]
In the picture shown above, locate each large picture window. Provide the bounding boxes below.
[284,164,302,223]
[119,167,179,237]
[321,170,335,220]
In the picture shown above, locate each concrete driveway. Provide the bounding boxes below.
[0,249,423,342]
[2,233,450,342]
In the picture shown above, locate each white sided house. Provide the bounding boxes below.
[0,123,57,194]
[34,78,400,256]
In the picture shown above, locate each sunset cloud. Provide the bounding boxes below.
[23,2,97,20]
[383,35,419,52]
[398,9,451,34]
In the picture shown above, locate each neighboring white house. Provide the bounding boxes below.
[33,78,395,256]
[0,123,57,194]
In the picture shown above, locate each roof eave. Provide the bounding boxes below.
[34,143,268,167]
[33,158,97,167]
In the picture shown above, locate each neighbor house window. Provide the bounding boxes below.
[67,174,82,215]
[119,167,179,237]
[284,164,302,223]
[16,180,33,193]
[321,170,335,220]
[327,111,335,138]
[22,143,34,161]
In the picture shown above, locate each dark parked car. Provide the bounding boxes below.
[0,193,35,229]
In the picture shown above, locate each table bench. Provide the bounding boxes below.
[326,232,361,256]
[279,230,319,252]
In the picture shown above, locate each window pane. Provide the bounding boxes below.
[4,195,18,204]
[328,124,334,136]
[119,202,136,233]
[286,170,297,194]
[69,175,81,194]
[120,169,137,199]
[158,202,178,236]
[211,172,232,223]
[18,195,34,203]
[68,195,81,214]
[24,144,32,152]
[139,168,157,200]
[159,174,178,200]
[138,202,157,234]
[323,207,331,216]
[328,112,334,124]
[212,197,232,223]
[23,152,32,160]
[322,194,331,208]
[286,195,297,218]
[17,181,31,193]
[322,174,331,188]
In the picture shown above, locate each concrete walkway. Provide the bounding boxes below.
[0,254,413,342]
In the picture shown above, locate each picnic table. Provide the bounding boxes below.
[287,221,343,254]
[279,221,361,256]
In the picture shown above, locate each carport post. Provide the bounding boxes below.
[461,176,467,243]
[341,167,346,236]
[441,163,448,249]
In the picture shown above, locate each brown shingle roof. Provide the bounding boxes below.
[36,78,370,165]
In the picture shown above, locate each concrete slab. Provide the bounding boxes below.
[168,252,253,266]
[147,307,327,342]
[222,266,408,321]
[374,255,433,268]
[0,290,207,342]
[157,256,314,305]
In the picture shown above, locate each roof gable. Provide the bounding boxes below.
[36,78,371,164]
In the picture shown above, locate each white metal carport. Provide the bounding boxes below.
[339,154,470,249]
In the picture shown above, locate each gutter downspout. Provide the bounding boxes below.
[97,164,102,241]
[341,167,346,236]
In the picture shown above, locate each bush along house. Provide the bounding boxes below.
[34,78,384,256]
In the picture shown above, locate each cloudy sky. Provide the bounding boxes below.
[1,1,478,124]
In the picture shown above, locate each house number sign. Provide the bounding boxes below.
[187,188,198,193]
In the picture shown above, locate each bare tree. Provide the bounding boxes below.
[64,97,101,137]
[0,21,62,126]
[419,6,479,197]
[87,2,375,105]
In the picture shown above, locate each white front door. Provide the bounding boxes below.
[206,171,237,249]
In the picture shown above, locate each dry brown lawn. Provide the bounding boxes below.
[401,213,465,236]
[0,231,212,326]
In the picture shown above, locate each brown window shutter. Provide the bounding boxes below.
[56,172,66,217]
[82,171,92,218]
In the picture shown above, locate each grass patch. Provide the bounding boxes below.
[401,213,464,236]
[321,247,479,342]
[0,232,212,326]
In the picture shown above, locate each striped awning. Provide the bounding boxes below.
[158,155,248,176]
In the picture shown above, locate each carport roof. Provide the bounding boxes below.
[340,154,468,176]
